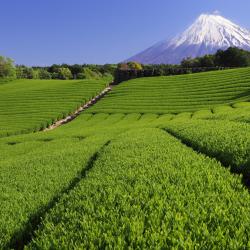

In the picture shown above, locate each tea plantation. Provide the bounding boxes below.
[0,68,250,249]
[0,78,108,137]
[89,67,250,114]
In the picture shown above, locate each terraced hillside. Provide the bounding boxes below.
[0,79,108,137]
[89,67,250,114]
[1,68,250,248]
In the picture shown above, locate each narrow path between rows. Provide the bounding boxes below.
[43,85,112,131]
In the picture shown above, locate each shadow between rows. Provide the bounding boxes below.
[163,128,250,189]
[6,140,111,250]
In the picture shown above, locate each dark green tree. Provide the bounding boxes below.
[215,47,250,67]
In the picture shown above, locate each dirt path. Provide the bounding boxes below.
[43,86,112,131]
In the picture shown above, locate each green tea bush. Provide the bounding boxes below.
[164,119,250,176]
[27,129,250,249]
[89,67,250,114]
[0,135,109,248]
[0,79,108,137]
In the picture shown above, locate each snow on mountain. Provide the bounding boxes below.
[126,13,250,64]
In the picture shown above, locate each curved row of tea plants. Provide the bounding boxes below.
[191,102,250,122]
[27,129,250,249]
[0,113,166,248]
[163,119,250,177]
[1,111,250,248]
[1,68,250,248]
[0,134,110,249]
[89,67,250,114]
[0,79,108,137]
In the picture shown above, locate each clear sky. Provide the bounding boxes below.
[1,0,250,66]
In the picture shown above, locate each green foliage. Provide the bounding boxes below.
[0,56,16,78]
[0,67,250,248]
[69,64,83,78]
[27,129,250,249]
[76,72,85,79]
[57,67,73,80]
[89,67,250,114]
[215,47,250,67]
[0,105,249,248]
[164,119,250,176]
[77,67,102,80]
[181,55,215,68]
[0,134,109,249]
[0,55,115,80]
[181,47,250,68]
[46,63,115,80]
[16,66,35,79]
[38,69,52,79]
[0,79,108,137]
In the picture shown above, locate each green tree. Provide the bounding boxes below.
[77,67,102,79]
[215,47,250,67]
[198,55,215,67]
[69,64,83,79]
[57,68,73,80]
[181,57,195,68]
[38,69,52,79]
[23,67,35,79]
[0,56,16,78]
[32,69,40,79]
[48,64,60,73]
[16,66,35,79]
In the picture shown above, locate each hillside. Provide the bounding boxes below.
[0,68,250,248]
[0,79,108,137]
[89,67,250,114]
[0,103,250,248]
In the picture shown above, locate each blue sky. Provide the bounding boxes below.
[1,0,250,66]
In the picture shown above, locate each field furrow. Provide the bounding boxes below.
[162,119,250,178]
[0,135,110,249]
[26,128,250,249]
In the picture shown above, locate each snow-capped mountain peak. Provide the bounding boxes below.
[126,13,250,64]
[170,14,250,48]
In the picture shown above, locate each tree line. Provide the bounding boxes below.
[114,47,250,84]
[0,58,116,80]
[1,47,250,81]
[181,47,250,68]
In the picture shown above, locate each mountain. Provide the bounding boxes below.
[126,13,250,64]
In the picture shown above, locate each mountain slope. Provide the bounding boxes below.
[127,13,250,64]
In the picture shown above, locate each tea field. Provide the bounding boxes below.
[89,67,250,114]
[0,68,250,249]
[0,78,108,137]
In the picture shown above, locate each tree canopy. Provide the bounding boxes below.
[181,47,250,68]
[0,56,16,78]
